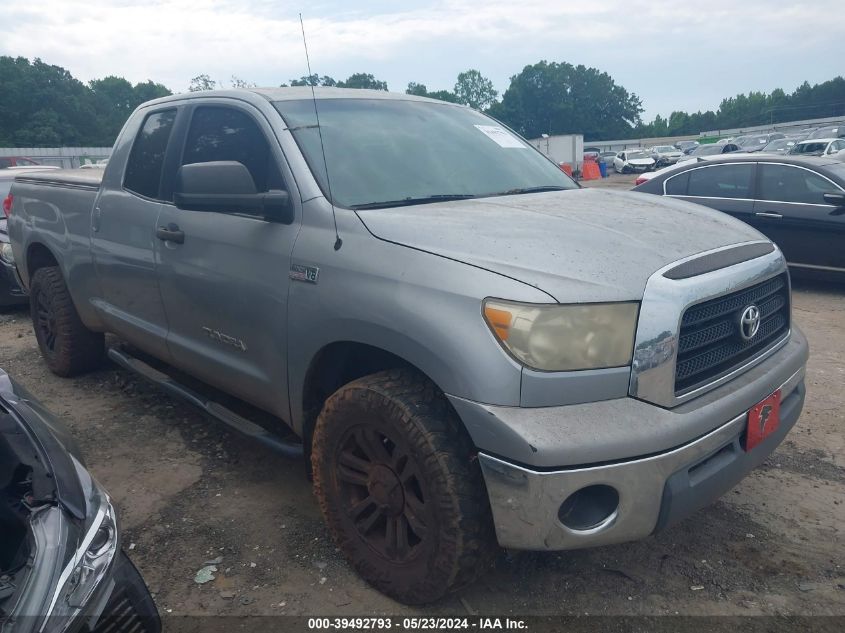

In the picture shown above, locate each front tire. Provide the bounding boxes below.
[30,266,104,376]
[311,369,495,604]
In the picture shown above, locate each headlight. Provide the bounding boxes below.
[42,489,119,632]
[0,242,13,264]
[483,299,639,371]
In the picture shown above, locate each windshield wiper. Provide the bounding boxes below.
[494,185,571,196]
[351,194,477,210]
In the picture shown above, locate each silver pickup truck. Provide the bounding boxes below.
[7,88,808,604]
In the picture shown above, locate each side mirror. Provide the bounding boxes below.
[823,191,845,214]
[173,161,293,224]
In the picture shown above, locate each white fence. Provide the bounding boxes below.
[584,114,845,153]
[0,147,111,169]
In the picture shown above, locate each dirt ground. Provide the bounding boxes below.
[1,176,843,623]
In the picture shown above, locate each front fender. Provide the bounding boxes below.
[286,209,550,433]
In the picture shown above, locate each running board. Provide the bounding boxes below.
[107,347,303,459]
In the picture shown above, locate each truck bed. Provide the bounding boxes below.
[12,167,104,191]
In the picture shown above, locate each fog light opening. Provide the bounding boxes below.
[558,484,619,531]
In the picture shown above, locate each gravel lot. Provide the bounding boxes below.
[1,174,843,624]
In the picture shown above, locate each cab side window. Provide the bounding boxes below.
[758,164,835,205]
[124,109,177,200]
[181,107,279,193]
[687,164,753,199]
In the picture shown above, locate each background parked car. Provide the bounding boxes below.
[674,140,699,153]
[0,367,161,633]
[613,149,655,173]
[599,151,618,165]
[739,133,786,152]
[648,145,685,166]
[788,138,845,157]
[760,137,801,154]
[1,168,60,306]
[806,125,845,139]
[632,155,845,278]
[0,157,39,169]
[678,143,740,162]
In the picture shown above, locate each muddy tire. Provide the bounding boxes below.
[30,266,104,377]
[311,369,495,604]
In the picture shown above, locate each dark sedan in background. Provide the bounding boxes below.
[633,155,845,278]
[0,217,27,308]
[0,369,160,632]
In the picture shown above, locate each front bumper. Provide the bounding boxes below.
[477,366,805,550]
[87,552,161,633]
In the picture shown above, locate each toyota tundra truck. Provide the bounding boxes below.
[6,88,808,604]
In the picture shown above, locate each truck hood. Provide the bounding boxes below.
[355,188,766,303]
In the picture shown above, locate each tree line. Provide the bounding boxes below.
[0,56,171,146]
[1,54,843,147]
[634,77,845,138]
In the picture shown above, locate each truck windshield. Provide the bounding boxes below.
[274,98,576,209]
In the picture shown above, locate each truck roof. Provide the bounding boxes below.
[140,87,464,109]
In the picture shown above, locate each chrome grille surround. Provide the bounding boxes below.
[629,240,791,408]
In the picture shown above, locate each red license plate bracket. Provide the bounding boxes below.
[745,389,781,452]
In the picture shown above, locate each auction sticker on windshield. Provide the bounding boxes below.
[474,124,526,148]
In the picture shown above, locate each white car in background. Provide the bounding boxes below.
[788,138,845,157]
[613,149,655,173]
[648,145,684,166]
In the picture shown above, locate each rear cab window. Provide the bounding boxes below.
[123,109,177,200]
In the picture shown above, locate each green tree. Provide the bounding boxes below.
[289,74,337,87]
[88,77,171,145]
[230,75,256,88]
[188,74,218,91]
[0,56,96,146]
[453,69,498,110]
[406,82,428,96]
[490,61,643,140]
[405,82,458,103]
[338,73,387,90]
[133,80,171,104]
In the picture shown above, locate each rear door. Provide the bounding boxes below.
[91,107,182,359]
[154,101,301,419]
[753,163,845,271]
[664,162,757,226]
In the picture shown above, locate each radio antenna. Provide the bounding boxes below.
[299,13,342,251]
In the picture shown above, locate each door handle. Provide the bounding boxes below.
[156,223,185,244]
[754,212,783,219]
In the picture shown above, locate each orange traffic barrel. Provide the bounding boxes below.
[560,163,573,176]
[581,161,601,180]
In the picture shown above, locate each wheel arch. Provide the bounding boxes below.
[24,241,61,287]
[297,340,468,465]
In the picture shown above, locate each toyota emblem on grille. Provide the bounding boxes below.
[739,305,761,341]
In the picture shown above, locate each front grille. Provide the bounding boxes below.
[675,273,790,394]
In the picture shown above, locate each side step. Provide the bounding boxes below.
[107,347,304,459]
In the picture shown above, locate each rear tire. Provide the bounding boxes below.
[30,266,104,377]
[311,369,495,604]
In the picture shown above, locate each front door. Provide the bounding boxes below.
[753,163,845,271]
[155,103,301,419]
[91,107,179,359]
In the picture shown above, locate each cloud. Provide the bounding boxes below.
[0,0,839,118]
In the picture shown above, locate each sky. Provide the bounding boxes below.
[0,0,840,121]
